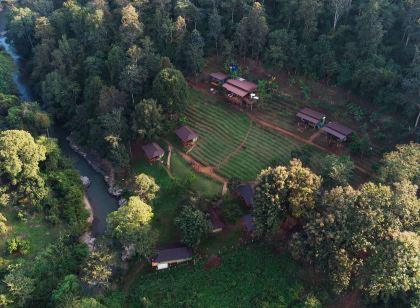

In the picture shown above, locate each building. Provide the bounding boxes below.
[142,143,164,163]
[209,72,229,86]
[296,107,326,128]
[222,78,258,109]
[151,245,193,270]
[321,121,353,142]
[175,125,198,146]
[207,207,224,233]
[238,184,254,208]
[242,214,256,233]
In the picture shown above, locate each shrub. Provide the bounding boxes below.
[221,197,244,224]
[7,238,30,256]
[0,213,8,235]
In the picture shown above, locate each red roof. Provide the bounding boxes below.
[223,83,248,97]
[226,79,257,93]
[296,112,319,125]
[210,72,229,81]
[175,125,198,142]
[321,122,353,141]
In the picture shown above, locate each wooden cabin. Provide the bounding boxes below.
[175,125,198,146]
[321,122,353,142]
[238,184,254,208]
[207,207,224,233]
[152,245,193,270]
[209,72,229,87]
[296,108,326,128]
[142,143,164,163]
[222,78,258,110]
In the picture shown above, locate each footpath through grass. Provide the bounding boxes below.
[185,89,322,180]
[121,245,328,307]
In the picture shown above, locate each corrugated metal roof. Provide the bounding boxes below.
[175,125,198,142]
[223,83,248,97]
[326,122,353,136]
[155,246,193,263]
[296,112,319,125]
[208,208,224,230]
[142,143,164,160]
[210,72,229,81]
[299,108,325,121]
[321,126,346,140]
[243,215,255,232]
[226,79,257,93]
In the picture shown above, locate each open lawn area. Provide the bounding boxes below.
[185,89,324,180]
[1,209,66,261]
[131,151,222,244]
[122,245,328,307]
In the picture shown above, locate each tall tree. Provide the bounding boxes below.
[134,173,160,203]
[175,205,210,248]
[331,0,352,31]
[131,99,165,141]
[119,4,143,46]
[207,5,223,54]
[185,29,205,76]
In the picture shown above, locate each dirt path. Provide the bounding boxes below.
[217,121,253,169]
[309,131,322,142]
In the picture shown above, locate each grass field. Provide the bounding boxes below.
[123,245,328,307]
[131,150,222,244]
[1,209,66,261]
[185,89,323,180]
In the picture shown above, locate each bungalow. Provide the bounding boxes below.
[209,72,229,86]
[222,78,258,109]
[321,121,353,142]
[207,207,224,233]
[151,245,193,270]
[296,107,326,128]
[242,214,256,233]
[238,184,254,208]
[175,125,198,146]
[142,142,164,163]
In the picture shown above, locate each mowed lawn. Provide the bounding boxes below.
[186,89,314,180]
[125,245,328,307]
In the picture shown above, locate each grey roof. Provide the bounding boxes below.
[208,208,224,230]
[142,143,164,160]
[243,215,255,232]
[238,184,254,207]
[298,108,325,121]
[326,122,353,136]
[175,125,198,142]
[155,246,193,263]
[210,72,229,81]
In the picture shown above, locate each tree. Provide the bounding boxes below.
[98,86,128,115]
[185,29,205,76]
[286,159,321,218]
[80,248,115,291]
[107,196,156,258]
[331,0,352,31]
[51,274,82,306]
[8,7,38,56]
[134,174,160,203]
[392,180,420,231]
[0,213,8,236]
[235,2,268,59]
[0,130,48,206]
[119,4,143,46]
[3,267,35,307]
[253,165,289,237]
[319,154,354,187]
[131,99,165,141]
[361,231,420,304]
[153,68,188,114]
[266,29,298,72]
[379,143,420,186]
[296,0,322,42]
[175,205,210,248]
[208,6,223,53]
[356,2,384,57]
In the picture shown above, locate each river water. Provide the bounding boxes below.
[0,8,118,235]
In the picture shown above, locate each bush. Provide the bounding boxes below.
[7,238,30,256]
[221,196,244,224]
[0,213,8,235]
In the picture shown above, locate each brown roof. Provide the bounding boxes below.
[175,125,198,142]
[154,246,193,263]
[298,108,325,121]
[226,79,257,93]
[296,112,319,125]
[142,143,164,160]
[210,72,229,81]
[326,122,353,136]
[208,208,224,230]
[223,83,248,97]
[321,126,346,140]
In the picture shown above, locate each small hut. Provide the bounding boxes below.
[209,72,229,86]
[142,143,164,163]
[296,107,326,128]
[238,184,254,208]
[222,78,258,109]
[207,207,224,233]
[321,122,353,142]
[242,214,256,233]
[175,125,198,146]
[152,245,193,270]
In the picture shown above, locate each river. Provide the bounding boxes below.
[0,7,118,235]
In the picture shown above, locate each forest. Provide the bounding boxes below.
[0,0,418,307]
